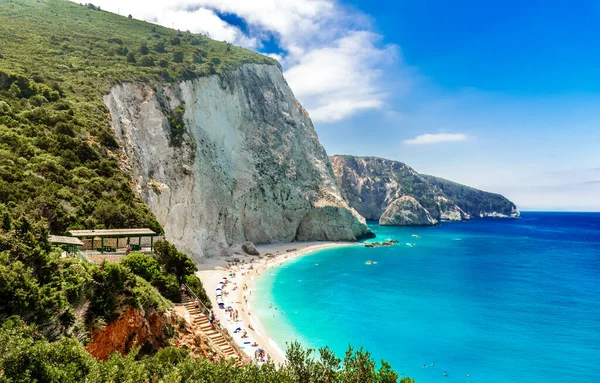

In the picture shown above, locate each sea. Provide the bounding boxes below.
[254,212,600,383]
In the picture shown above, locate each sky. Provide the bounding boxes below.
[80,0,600,211]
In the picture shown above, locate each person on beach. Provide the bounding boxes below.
[209,311,215,326]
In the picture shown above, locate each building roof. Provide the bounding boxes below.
[67,228,157,237]
[48,235,84,246]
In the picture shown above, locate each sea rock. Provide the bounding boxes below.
[379,196,438,226]
[241,241,259,256]
[104,64,371,262]
[364,239,398,248]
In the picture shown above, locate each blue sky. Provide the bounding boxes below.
[85,0,600,211]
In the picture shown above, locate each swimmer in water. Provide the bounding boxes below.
[466,372,470,377]
[444,371,448,377]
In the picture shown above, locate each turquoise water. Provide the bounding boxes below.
[254,212,600,382]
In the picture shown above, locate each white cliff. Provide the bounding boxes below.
[379,196,438,226]
[104,64,370,261]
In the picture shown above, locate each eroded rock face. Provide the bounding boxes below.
[379,196,438,226]
[86,307,173,361]
[104,64,370,261]
[330,155,519,225]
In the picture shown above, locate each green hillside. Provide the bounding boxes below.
[0,0,276,234]
[0,1,414,381]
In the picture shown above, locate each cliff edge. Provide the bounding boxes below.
[105,64,370,261]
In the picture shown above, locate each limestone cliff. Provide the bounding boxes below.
[330,155,519,225]
[104,64,370,261]
[379,196,438,226]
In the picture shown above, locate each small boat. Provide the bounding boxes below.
[412,234,420,238]
[365,260,377,265]
[406,243,415,247]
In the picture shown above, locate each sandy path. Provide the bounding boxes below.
[197,241,356,365]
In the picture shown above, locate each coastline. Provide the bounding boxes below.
[197,241,356,365]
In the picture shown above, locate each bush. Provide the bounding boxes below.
[140,44,149,55]
[172,51,183,63]
[121,252,180,302]
[184,274,211,308]
[152,240,196,279]
[126,52,136,63]
[154,41,166,53]
[139,56,154,67]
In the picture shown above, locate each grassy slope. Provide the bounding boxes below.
[0,0,276,234]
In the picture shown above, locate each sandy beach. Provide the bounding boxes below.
[197,241,356,365]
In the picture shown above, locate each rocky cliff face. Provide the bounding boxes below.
[104,64,370,261]
[330,155,519,225]
[379,196,438,226]
[86,307,175,361]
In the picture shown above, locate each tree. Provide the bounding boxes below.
[170,37,180,45]
[154,41,166,53]
[126,52,136,63]
[158,59,169,68]
[152,240,196,279]
[121,252,161,282]
[140,44,149,55]
[139,56,154,67]
[172,51,183,63]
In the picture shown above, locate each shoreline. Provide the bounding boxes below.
[197,241,356,365]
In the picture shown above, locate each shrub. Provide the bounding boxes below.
[154,41,166,53]
[140,44,149,55]
[172,51,183,63]
[126,52,136,63]
[139,56,154,67]
[153,240,196,279]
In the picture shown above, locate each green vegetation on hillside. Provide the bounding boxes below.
[0,0,277,234]
[421,175,516,216]
[0,320,415,383]
[0,215,173,340]
[0,2,413,381]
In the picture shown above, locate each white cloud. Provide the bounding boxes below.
[74,0,398,123]
[404,133,468,145]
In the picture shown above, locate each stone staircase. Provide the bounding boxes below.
[180,294,240,361]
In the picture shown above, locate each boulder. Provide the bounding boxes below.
[241,241,260,256]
